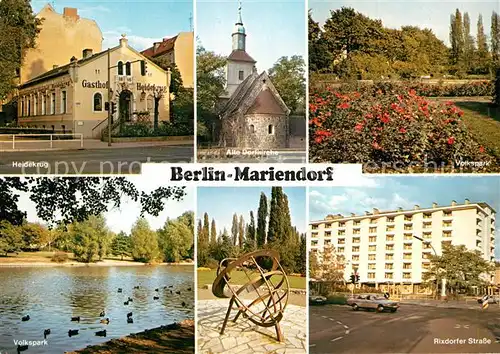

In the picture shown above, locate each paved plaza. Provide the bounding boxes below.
[197,299,306,354]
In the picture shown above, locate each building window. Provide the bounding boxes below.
[93,93,103,111]
[28,97,31,116]
[352,246,360,252]
[368,263,376,270]
[268,125,274,135]
[62,125,66,133]
[51,93,56,114]
[118,61,124,75]
[21,98,25,117]
[368,245,376,252]
[34,95,37,115]
[368,254,376,260]
[238,70,244,80]
[368,272,375,279]
[61,91,67,114]
[125,62,131,76]
[353,237,360,244]
[249,124,255,133]
[42,95,46,115]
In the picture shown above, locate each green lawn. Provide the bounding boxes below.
[431,97,500,161]
[197,269,306,289]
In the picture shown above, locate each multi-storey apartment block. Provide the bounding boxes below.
[309,200,496,294]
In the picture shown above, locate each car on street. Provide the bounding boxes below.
[346,294,400,312]
[309,295,327,305]
[476,295,500,304]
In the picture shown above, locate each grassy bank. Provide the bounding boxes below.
[430,97,500,161]
[67,319,194,354]
[197,269,306,289]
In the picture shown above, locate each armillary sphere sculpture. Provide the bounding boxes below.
[212,249,290,342]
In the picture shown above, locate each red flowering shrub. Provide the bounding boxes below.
[309,86,495,170]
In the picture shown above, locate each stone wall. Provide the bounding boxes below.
[244,113,288,149]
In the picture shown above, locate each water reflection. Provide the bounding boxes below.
[0,265,194,354]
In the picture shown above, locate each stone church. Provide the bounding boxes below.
[218,2,290,149]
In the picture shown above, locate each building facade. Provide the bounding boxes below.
[309,200,496,294]
[17,35,171,138]
[21,5,103,84]
[217,2,290,149]
[141,32,194,88]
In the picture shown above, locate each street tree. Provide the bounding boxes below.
[423,243,495,295]
[0,0,41,99]
[316,244,346,282]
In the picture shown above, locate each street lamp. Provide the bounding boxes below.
[413,235,447,299]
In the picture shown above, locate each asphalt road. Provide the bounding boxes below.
[309,304,500,353]
[0,146,194,174]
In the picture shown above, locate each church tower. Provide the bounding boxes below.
[224,0,256,98]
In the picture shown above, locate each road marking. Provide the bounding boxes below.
[309,344,317,347]
[345,330,350,335]
[454,324,461,329]
[322,315,328,319]
[329,318,336,321]
[331,336,343,342]
[463,325,469,329]
[336,321,343,325]
[343,325,349,329]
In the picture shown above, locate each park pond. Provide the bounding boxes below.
[0,265,194,353]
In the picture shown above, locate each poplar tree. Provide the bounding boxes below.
[202,212,209,245]
[476,14,490,72]
[462,12,475,71]
[267,187,281,243]
[450,9,465,67]
[238,215,244,248]
[256,193,268,247]
[210,219,217,244]
[492,11,500,65]
[231,213,238,246]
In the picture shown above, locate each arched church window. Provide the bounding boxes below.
[93,93,103,111]
[268,125,274,135]
[118,61,124,75]
[125,62,131,76]
[249,124,255,133]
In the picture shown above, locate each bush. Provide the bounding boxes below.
[309,85,494,170]
[115,120,193,137]
[326,295,347,305]
[51,252,69,263]
[494,68,500,106]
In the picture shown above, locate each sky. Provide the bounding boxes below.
[31,0,193,51]
[196,0,307,72]
[310,0,500,46]
[197,187,307,235]
[309,176,500,259]
[17,177,195,234]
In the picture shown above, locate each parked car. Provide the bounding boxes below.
[477,295,499,304]
[309,295,327,305]
[346,294,399,313]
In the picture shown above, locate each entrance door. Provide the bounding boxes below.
[119,90,132,122]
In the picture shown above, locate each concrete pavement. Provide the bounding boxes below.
[309,304,500,353]
[197,299,306,353]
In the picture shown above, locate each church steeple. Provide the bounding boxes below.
[232,0,246,51]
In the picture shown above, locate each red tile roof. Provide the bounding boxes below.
[228,50,256,63]
[141,36,178,58]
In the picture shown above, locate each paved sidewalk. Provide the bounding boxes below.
[197,299,306,354]
[400,299,500,311]
[0,138,193,152]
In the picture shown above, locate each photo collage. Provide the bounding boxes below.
[0,0,500,353]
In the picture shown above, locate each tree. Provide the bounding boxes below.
[450,9,465,68]
[202,212,210,245]
[110,231,131,260]
[268,56,305,114]
[68,215,110,263]
[238,215,244,248]
[196,45,227,143]
[130,218,160,263]
[0,220,23,256]
[244,211,256,251]
[462,12,475,72]
[422,243,495,295]
[20,222,48,249]
[0,177,186,227]
[0,0,42,99]
[476,14,490,73]
[492,11,500,65]
[315,245,345,282]
[210,219,217,244]
[231,213,238,246]
[157,213,194,263]
[211,228,233,261]
[308,10,333,72]
[309,250,320,279]
[256,193,268,247]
